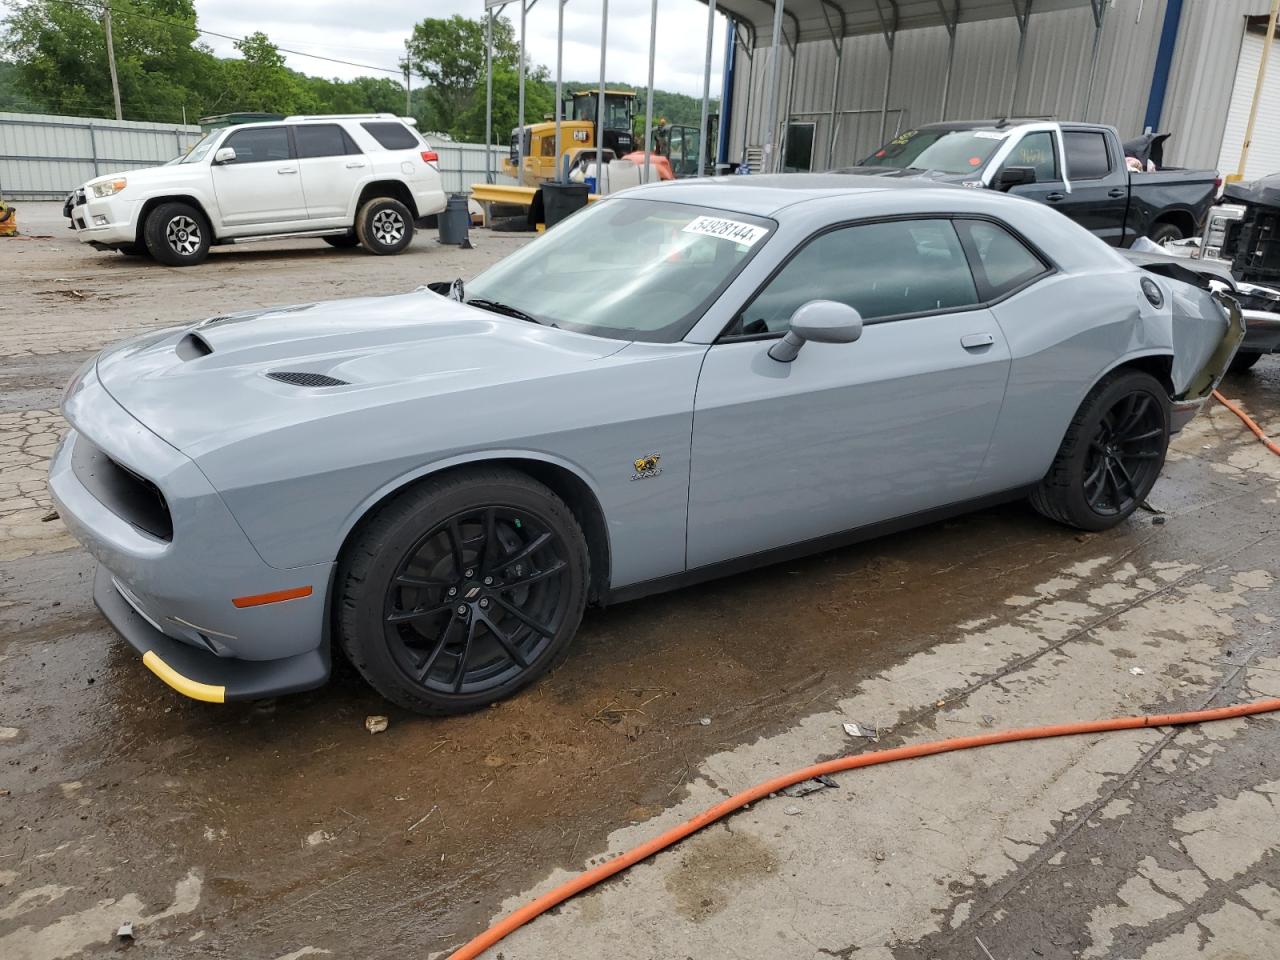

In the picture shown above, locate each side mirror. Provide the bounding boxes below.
[995,165,1036,190]
[212,147,237,165]
[768,300,863,362]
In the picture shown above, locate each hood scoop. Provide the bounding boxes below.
[266,371,350,388]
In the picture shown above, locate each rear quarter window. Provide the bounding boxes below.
[361,121,421,150]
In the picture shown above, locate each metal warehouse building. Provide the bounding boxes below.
[716,0,1280,178]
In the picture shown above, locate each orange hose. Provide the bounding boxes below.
[446,696,1280,960]
[1214,389,1280,455]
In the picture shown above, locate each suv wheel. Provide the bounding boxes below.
[337,468,589,714]
[1030,369,1170,531]
[143,202,211,266]
[356,197,414,255]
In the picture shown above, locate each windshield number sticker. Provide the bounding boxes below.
[682,216,769,247]
[972,131,1008,140]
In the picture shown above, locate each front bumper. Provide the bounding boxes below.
[67,191,138,245]
[49,361,333,703]
[94,566,329,702]
[1170,294,1247,432]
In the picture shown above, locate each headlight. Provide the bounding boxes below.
[91,178,127,198]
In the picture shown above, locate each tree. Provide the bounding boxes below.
[407,14,534,141]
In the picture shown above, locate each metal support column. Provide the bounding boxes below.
[597,0,609,185]
[698,0,718,176]
[1083,0,1109,121]
[484,5,499,183]
[735,23,754,167]
[1010,0,1032,117]
[935,0,959,119]
[555,0,566,180]
[517,0,528,177]
[779,30,797,171]
[762,0,786,173]
[819,0,847,168]
[643,0,658,182]
[874,1,899,145]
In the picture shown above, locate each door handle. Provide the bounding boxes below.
[961,332,995,350]
[1046,192,1065,202]
[1107,187,1126,198]
[345,161,366,169]
[277,166,298,175]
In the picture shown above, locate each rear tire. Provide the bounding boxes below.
[1229,350,1263,373]
[1147,222,1184,246]
[323,233,360,249]
[143,202,211,266]
[355,197,414,255]
[337,468,589,715]
[1030,369,1170,531]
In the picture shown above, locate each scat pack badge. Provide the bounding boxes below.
[631,453,662,481]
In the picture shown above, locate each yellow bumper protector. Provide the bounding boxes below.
[142,650,226,704]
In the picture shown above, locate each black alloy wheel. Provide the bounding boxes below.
[338,468,589,714]
[1030,369,1170,531]
[1080,391,1165,518]
[382,506,571,696]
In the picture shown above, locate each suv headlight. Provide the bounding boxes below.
[91,178,127,198]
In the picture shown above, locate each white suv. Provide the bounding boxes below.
[65,114,447,266]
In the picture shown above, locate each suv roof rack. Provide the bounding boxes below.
[993,115,1056,128]
[282,113,403,122]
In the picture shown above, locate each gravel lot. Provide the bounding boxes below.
[2,200,1280,960]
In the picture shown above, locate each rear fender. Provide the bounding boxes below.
[1169,286,1244,401]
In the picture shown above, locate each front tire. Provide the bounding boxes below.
[355,197,414,255]
[143,202,211,266]
[1030,369,1170,531]
[337,468,589,714]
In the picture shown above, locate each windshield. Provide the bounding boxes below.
[860,128,1007,174]
[464,198,773,342]
[180,133,216,164]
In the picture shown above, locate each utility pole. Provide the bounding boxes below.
[102,2,122,121]
[404,41,412,118]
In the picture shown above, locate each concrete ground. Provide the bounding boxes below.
[2,201,1279,960]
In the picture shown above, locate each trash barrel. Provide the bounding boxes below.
[542,182,589,229]
[437,194,471,245]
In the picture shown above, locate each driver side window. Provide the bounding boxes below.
[1002,132,1059,183]
[726,218,980,338]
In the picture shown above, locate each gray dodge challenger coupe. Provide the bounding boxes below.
[49,176,1243,713]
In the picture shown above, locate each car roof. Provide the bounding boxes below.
[622,174,956,218]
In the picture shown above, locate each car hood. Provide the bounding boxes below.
[94,290,629,458]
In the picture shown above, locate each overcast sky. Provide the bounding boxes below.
[150,0,727,97]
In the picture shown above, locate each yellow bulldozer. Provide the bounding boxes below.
[502,90,639,186]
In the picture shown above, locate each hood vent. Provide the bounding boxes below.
[176,332,213,360]
[267,371,349,388]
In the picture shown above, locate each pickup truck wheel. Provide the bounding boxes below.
[337,467,589,715]
[1030,370,1170,531]
[355,197,414,255]
[1147,222,1184,246]
[1229,350,1263,373]
[143,202,211,266]
[323,233,360,249]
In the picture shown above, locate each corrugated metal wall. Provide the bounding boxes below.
[0,113,202,199]
[0,112,513,199]
[727,0,1270,172]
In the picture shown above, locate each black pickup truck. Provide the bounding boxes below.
[840,120,1219,248]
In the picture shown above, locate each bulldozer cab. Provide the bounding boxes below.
[566,91,635,132]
